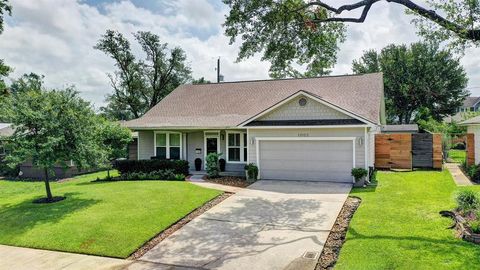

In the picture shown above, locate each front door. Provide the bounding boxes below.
[206,137,218,155]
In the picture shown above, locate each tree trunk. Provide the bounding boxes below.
[44,169,53,201]
[107,169,110,179]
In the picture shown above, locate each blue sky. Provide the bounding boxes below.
[1,0,479,108]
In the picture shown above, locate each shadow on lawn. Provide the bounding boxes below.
[0,192,99,239]
[346,227,480,268]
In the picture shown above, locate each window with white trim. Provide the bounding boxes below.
[155,132,182,160]
[227,132,247,163]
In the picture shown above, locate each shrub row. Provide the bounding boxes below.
[113,159,189,176]
[465,164,480,183]
[118,169,185,181]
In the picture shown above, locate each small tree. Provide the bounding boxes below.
[205,153,222,178]
[4,86,104,202]
[96,118,132,178]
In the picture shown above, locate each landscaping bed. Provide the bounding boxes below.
[316,196,361,270]
[205,176,250,188]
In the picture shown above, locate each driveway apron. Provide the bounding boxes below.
[140,180,351,270]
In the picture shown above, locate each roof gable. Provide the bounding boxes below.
[125,73,383,129]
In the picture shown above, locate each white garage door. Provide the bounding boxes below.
[258,140,354,182]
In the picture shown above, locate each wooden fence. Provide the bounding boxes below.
[375,133,442,170]
[467,133,475,167]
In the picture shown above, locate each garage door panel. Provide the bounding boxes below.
[259,140,353,182]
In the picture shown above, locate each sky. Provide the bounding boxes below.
[1,0,479,109]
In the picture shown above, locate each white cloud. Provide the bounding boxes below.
[0,0,479,110]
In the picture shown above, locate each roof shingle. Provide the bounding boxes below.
[125,73,383,129]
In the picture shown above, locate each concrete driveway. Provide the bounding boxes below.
[139,180,351,270]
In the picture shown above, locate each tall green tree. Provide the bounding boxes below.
[223,0,479,76]
[4,86,105,202]
[95,30,192,120]
[96,118,132,178]
[352,42,468,124]
[0,0,12,96]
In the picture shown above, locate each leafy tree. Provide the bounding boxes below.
[352,42,468,124]
[96,118,132,178]
[95,30,192,120]
[0,0,11,96]
[192,77,211,84]
[4,87,105,202]
[223,0,479,76]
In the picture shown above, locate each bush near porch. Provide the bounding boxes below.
[113,159,189,176]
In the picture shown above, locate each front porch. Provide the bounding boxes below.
[136,129,248,174]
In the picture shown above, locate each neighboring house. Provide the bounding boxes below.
[124,73,386,183]
[0,123,85,179]
[381,124,418,134]
[461,116,480,165]
[444,96,480,123]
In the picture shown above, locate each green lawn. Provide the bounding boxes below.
[336,171,480,270]
[448,149,466,163]
[0,171,222,258]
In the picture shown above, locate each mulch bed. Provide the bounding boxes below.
[128,192,232,260]
[316,196,362,270]
[205,176,250,188]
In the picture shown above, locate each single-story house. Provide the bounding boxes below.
[124,73,386,183]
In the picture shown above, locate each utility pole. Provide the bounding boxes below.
[217,57,221,83]
[216,57,224,83]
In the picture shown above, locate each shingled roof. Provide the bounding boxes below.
[125,73,384,129]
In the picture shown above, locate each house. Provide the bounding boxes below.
[444,96,480,123]
[124,73,385,183]
[461,116,480,165]
[0,123,14,159]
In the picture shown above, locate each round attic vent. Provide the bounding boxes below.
[298,97,307,106]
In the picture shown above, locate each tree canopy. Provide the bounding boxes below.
[0,0,11,95]
[352,42,468,124]
[95,30,192,120]
[223,0,479,76]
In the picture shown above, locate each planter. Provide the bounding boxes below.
[353,177,366,187]
[194,158,202,171]
[245,170,257,183]
[441,211,480,244]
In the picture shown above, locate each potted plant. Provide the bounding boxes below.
[351,167,368,187]
[244,163,258,183]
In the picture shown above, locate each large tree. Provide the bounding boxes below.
[0,0,11,95]
[3,86,106,202]
[95,30,192,120]
[352,42,468,124]
[223,0,479,76]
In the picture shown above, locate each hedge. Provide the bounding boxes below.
[113,159,189,176]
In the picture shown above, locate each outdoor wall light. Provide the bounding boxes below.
[250,138,255,145]
[358,136,364,146]
[220,134,225,140]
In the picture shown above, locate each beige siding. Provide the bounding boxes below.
[138,130,154,160]
[258,95,353,121]
[248,127,366,169]
[467,126,480,164]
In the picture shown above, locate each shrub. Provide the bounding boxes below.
[351,168,368,182]
[456,190,480,213]
[119,169,181,181]
[244,163,258,180]
[206,153,221,178]
[467,164,480,183]
[468,220,480,234]
[113,159,189,176]
[451,142,466,150]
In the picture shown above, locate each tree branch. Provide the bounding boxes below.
[301,0,480,41]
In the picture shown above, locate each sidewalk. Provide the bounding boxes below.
[445,163,475,186]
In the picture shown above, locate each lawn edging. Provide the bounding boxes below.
[128,192,233,260]
[316,196,362,270]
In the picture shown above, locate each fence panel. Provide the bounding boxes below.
[412,133,433,168]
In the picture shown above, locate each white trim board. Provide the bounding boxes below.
[239,91,376,127]
[255,136,356,183]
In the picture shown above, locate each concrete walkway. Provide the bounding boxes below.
[445,163,475,186]
[140,180,351,270]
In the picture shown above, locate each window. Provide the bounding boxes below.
[227,132,247,163]
[155,132,182,160]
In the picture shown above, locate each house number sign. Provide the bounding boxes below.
[298,133,309,137]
